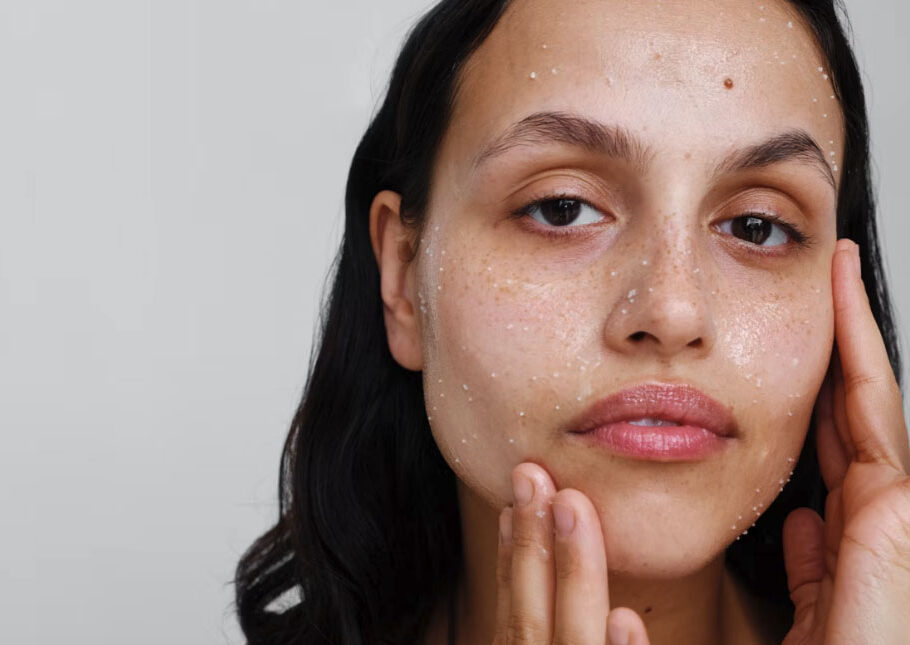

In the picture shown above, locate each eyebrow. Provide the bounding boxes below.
[472,110,836,190]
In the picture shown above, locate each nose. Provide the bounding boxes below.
[605,242,716,360]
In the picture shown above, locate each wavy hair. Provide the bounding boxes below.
[234,1,903,643]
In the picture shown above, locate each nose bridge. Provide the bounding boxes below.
[609,210,715,357]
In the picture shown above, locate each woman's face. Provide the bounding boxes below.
[414,0,839,577]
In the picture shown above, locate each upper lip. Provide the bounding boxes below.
[568,382,738,438]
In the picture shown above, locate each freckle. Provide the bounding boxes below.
[529,71,537,79]
[723,77,734,89]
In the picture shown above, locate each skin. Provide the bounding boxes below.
[368,0,910,642]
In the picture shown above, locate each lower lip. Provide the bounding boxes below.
[574,422,731,461]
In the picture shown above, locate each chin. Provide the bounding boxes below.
[592,505,732,580]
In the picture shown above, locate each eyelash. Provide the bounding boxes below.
[509,193,815,250]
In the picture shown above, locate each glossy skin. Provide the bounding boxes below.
[367,0,910,643]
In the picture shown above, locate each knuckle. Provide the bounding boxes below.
[554,545,582,582]
[506,611,548,644]
[509,529,539,553]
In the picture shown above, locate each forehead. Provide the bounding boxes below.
[444,0,843,181]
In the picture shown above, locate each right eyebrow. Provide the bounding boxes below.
[471,110,836,191]
[471,111,653,173]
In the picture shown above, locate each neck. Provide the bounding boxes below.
[443,479,774,645]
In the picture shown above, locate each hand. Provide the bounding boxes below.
[782,239,910,644]
[493,462,651,644]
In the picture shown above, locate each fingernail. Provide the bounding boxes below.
[512,471,533,506]
[608,621,630,645]
[852,243,861,278]
[500,506,513,546]
[553,502,575,536]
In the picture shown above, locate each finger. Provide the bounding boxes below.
[493,506,513,644]
[815,363,850,490]
[551,489,608,644]
[830,346,855,462]
[508,463,556,643]
[832,239,909,471]
[607,607,651,645]
[782,508,825,626]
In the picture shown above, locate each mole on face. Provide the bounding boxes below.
[723,77,734,89]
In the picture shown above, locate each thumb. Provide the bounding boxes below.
[782,507,826,625]
[607,607,650,645]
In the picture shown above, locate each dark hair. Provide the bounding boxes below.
[234,1,903,643]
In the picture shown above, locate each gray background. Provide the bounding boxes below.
[0,1,906,643]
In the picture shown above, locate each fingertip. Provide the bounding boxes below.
[608,607,648,645]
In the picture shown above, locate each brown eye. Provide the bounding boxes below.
[717,214,791,247]
[524,198,604,228]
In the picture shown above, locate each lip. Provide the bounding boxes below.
[567,382,738,461]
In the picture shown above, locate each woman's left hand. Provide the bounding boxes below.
[782,238,910,644]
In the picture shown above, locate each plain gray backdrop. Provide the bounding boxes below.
[1,1,907,643]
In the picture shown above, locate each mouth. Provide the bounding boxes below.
[566,382,738,461]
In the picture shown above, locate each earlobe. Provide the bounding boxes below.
[369,190,424,372]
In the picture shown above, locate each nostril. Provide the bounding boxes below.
[630,331,647,342]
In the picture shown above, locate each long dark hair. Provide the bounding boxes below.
[234,1,903,643]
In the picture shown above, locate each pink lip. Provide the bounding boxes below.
[567,382,738,461]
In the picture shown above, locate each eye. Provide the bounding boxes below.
[517,197,606,229]
[715,213,808,248]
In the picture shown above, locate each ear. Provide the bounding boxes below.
[369,190,423,372]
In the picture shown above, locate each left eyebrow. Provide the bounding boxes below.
[714,129,836,190]
[471,110,836,191]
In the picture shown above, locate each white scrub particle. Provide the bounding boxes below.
[787,21,793,28]
[536,510,546,518]
[519,411,525,417]
[508,438,516,444]
[462,384,469,391]
[529,71,537,79]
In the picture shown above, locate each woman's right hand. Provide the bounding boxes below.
[493,462,651,645]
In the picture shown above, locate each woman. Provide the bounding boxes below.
[235,0,910,643]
